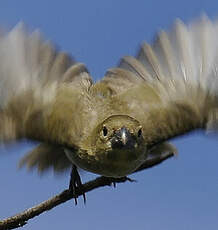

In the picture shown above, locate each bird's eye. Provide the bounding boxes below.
[102,126,108,137]
[138,128,142,137]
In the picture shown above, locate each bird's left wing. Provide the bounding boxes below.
[97,17,218,152]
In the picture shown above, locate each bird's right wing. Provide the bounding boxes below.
[0,23,94,174]
[0,23,92,145]
[19,143,72,173]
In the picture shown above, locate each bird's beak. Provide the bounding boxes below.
[111,127,135,149]
[120,127,128,145]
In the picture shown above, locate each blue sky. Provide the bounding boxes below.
[0,1,218,230]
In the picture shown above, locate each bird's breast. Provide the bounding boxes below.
[64,146,147,177]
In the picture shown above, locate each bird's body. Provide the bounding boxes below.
[0,17,218,179]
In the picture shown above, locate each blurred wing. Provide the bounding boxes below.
[98,16,218,146]
[0,23,93,173]
[134,142,177,173]
[0,23,92,142]
[19,143,72,173]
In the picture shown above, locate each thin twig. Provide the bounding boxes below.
[0,152,174,230]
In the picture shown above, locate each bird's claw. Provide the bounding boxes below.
[110,176,137,188]
[69,165,86,205]
[112,182,116,188]
[125,176,137,183]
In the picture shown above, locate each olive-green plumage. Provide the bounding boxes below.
[1,17,218,178]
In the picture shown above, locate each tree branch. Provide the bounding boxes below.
[0,152,174,230]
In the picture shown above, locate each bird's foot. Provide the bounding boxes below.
[124,176,137,183]
[110,176,137,187]
[69,165,86,205]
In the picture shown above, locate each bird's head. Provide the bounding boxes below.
[95,115,144,152]
[65,115,147,177]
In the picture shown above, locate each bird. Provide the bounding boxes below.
[0,16,218,202]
